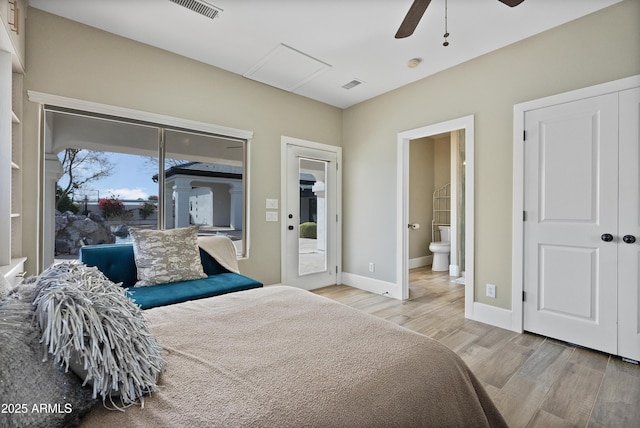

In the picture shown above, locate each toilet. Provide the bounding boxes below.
[429,226,451,272]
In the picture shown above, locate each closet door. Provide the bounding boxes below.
[523,93,619,354]
[618,87,640,362]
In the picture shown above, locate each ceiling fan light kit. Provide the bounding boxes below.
[443,0,450,47]
[395,0,525,40]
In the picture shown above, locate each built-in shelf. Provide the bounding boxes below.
[3,68,24,271]
[0,257,27,287]
[2,2,26,276]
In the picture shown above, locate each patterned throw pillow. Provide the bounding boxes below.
[129,226,207,287]
[32,262,165,408]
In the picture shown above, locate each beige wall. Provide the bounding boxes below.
[433,136,451,191]
[22,9,343,284]
[408,137,433,260]
[342,0,640,308]
[408,135,451,261]
[21,1,640,311]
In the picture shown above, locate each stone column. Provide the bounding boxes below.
[172,177,192,228]
[228,182,243,230]
[164,181,174,229]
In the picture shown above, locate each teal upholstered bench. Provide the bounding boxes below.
[79,243,263,309]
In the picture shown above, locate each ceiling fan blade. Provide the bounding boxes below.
[395,0,432,39]
[498,0,525,6]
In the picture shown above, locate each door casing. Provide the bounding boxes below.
[397,115,475,320]
[281,136,342,289]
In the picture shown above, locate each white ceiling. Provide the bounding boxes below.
[29,0,623,109]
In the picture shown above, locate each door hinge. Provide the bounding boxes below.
[522,291,527,302]
[335,265,338,274]
[523,130,527,141]
[523,211,527,221]
[336,214,339,222]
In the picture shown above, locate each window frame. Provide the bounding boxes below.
[31,91,253,268]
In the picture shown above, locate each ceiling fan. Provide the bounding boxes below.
[395,0,525,39]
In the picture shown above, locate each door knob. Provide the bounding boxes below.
[623,235,636,244]
[288,225,294,230]
[601,233,614,242]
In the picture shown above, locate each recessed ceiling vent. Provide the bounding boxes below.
[169,0,223,20]
[342,79,364,90]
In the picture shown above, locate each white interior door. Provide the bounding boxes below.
[618,87,640,361]
[523,93,619,354]
[282,140,339,290]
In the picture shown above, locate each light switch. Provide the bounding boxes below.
[266,198,279,209]
[266,211,278,222]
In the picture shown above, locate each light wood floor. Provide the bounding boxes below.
[313,267,640,428]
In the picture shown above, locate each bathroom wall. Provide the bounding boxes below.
[434,136,451,190]
[409,137,434,261]
[409,134,453,263]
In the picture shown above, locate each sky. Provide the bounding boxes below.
[68,152,159,201]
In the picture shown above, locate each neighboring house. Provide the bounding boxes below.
[158,162,243,230]
[4,2,640,325]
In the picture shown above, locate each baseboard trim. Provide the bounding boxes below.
[409,256,431,269]
[449,264,460,277]
[471,302,516,332]
[339,273,518,332]
[341,272,401,299]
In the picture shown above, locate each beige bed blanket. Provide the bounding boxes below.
[197,235,239,273]
[81,286,506,427]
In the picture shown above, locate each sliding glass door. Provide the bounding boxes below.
[46,107,247,258]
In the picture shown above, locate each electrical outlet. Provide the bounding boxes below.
[486,283,496,299]
[368,262,375,272]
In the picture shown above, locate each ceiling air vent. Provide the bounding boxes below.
[169,0,223,20]
[342,79,364,90]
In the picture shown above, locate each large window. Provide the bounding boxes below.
[47,107,248,258]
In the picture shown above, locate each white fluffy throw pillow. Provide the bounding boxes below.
[33,262,165,407]
[129,225,207,287]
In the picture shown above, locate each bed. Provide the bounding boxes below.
[80,285,507,427]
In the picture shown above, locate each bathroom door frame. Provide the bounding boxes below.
[397,115,474,319]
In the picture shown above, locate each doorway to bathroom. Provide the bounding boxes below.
[407,133,463,274]
[397,115,474,319]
